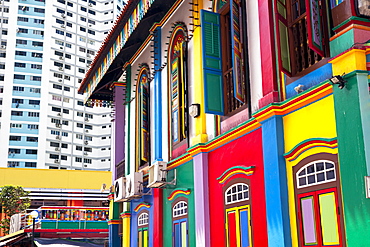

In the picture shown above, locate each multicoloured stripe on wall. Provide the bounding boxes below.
[216,166,256,184]
[167,189,191,201]
[134,203,151,212]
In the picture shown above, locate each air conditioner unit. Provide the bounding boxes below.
[57,113,61,116]
[21,6,26,11]
[89,3,92,7]
[16,29,20,33]
[84,141,88,145]
[87,54,91,58]
[54,159,60,163]
[0,45,6,49]
[114,177,127,202]
[56,136,61,140]
[125,172,143,199]
[55,147,60,151]
[61,25,65,28]
[58,79,63,82]
[83,151,88,155]
[59,56,63,60]
[58,67,63,71]
[84,118,89,121]
[56,123,61,128]
[148,161,168,188]
[85,129,88,133]
[61,14,65,18]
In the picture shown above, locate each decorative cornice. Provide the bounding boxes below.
[133,203,151,212]
[167,189,191,201]
[108,219,122,225]
[216,166,256,184]
[284,138,338,162]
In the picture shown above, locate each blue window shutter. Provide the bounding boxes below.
[201,10,224,115]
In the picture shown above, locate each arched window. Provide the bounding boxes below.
[225,182,249,205]
[173,200,188,218]
[296,160,336,188]
[136,65,150,167]
[168,24,187,154]
[138,212,149,226]
[137,211,149,247]
[223,180,252,246]
[172,198,188,246]
[293,156,344,246]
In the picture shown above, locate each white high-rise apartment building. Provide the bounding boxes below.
[0,0,125,170]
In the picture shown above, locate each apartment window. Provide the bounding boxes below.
[57,9,65,14]
[66,33,72,38]
[18,17,29,22]
[9,149,21,154]
[65,65,71,70]
[85,125,92,130]
[25,162,37,167]
[16,39,27,45]
[30,88,41,93]
[31,64,42,70]
[77,101,84,106]
[64,86,70,92]
[67,2,73,7]
[86,114,93,119]
[52,107,61,112]
[28,124,38,129]
[51,130,60,135]
[0,63,4,69]
[78,68,85,73]
[0,53,5,58]
[26,149,37,155]
[75,157,82,162]
[81,6,87,12]
[1,30,7,35]
[62,120,69,126]
[11,111,23,116]
[56,29,64,35]
[80,27,86,32]
[28,112,40,117]
[51,118,61,124]
[52,95,62,101]
[11,123,22,128]
[34,8,45,13]
[12,99,24,104]
[29,100,40,105]
[32,52,43,58]
[32,41,43,47]
[76,134,83,139]
[88,10,96,15]
[79,47,86,53]
[31,76,42,81]
[16,51,27,56]
[18,6,29,11]
[88,30,95,35]
[13,86,24,91]
[54,73,63,78]
[61,143,68,148]
[84,147,92,152]
[49,154,59,159]
[77,123,83,128]
[33,30,44,36]
[57,0,66,4]
[62,132,68,137]
[67,12,73,17]
[15,63,26,68]
[66,22,72,27]
[9,136,21,141]
[85,136,92,141]
[84,158,92,164]
[55,40,64,46]
[61,155,67,160]
[34,19,44,24]
[63,109,69,114]
[87,50,95,55]
[25,137,37,142]
[18,28,28,34]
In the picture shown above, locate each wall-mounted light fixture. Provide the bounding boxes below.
[330,75,346,89]
[189,103,200,118]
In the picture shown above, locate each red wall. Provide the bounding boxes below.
[208,128,268,246]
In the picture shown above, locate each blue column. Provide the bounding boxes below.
[153,27,163,162]
[261,116,291,247]
[109,223,120,247]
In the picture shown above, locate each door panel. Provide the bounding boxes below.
[227,211,238,247]
[318,192,339,245]
[300,196,318,245]
[226,205,251,247]
[173,219,187,247]
[239,208,250,247]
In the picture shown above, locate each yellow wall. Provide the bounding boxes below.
[0,168,111,190]
[283,95,338,247]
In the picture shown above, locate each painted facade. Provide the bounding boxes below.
[79,0,370,246]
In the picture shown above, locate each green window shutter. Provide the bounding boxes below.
[275,0,291,75]
[201,9,224,115]
[306,0,325,56]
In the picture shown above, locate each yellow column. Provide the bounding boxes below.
[191,0,208,146]
[121,202,131,247]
